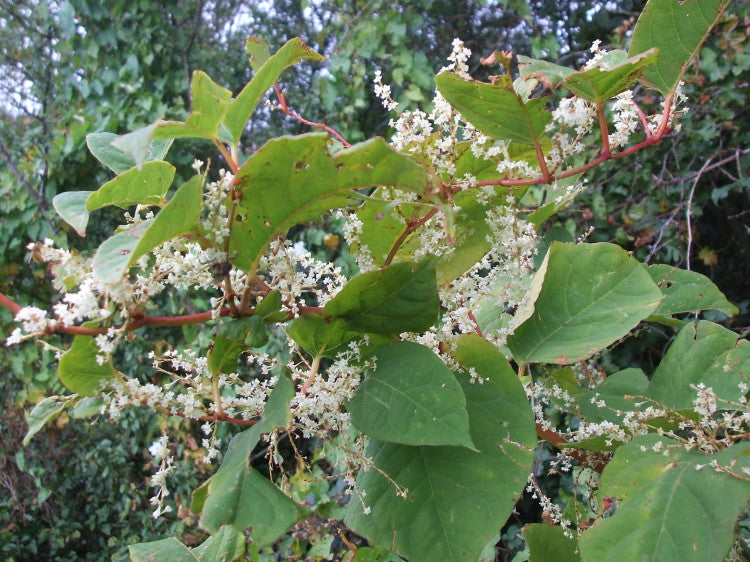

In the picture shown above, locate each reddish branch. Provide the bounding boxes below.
[0,291,323,336]
[274,85,352,147]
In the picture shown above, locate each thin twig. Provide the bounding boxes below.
[274,85,351,147]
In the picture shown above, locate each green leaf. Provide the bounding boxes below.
[288,315,357,357]
[524,524,580,562]
[86,161,175,212]
[346,334,536,562]
[86,131,172,175]
[24,396,69,446]
[92,219,153,284]
[192,525,245,561]
[519,49,659,103]
[92,175,203,283]
[579,435,750,562]
[254,290,286,321]
[229,133,427,275]
[646,264,738,317]
[646,320,748,409]
[58,335,116,395]
[435,71,551,145]
[348,342,475,448]
[111,123,173,170]
[129,538,197,562]
[197,376,307,545]
[246,37,272,72]
[207,316,268,374]
[225,38,326,142]
[69,396,104,419]
[507,242,663,364]
[352,547,406,562]
[629,0,730,96]
[52,191,92,236]
[154,71,232,140]
[323,258,439,334]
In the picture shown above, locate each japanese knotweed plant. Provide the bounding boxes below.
[4,1,748,560]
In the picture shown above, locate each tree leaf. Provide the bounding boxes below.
[196,376,308,545]
[52,191,92,236]
[507,242,663,364]
[435,71,551,145]
[524,524,580,562]
[246,36,272,72]
[346,334,536,562]
[86,132,139,175]
[86,131,173,175]
[58,335,117,395]
[348,342,475,448]
[646,320,748,409]
[352,548,406,562]
[629,0,730,96]
[111,123,173,171]
[229,133,427,275]
[579,435,750,562]
[154,70,232,140]
[646,264,738,317]
[191,525,245,561]
[23,396,70,446]
[86,161,175,212]
[129,537,197,562]
[323,258,439,334]
[519,49,659,103]
[225,38,326,142]
[92,175,202,283]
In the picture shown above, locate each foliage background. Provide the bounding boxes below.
[0,0,747,559]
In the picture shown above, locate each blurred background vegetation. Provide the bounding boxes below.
[0,0,747,559]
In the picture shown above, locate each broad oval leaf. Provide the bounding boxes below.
[629,0,730,96]
[579,435,750,562]
[58,335,117,395]
[507,242,663,364]
[435,71,551,145]
[225,38,326,142]
[53,191,92,236]
[323,258,439,334]
[646,320,748,409]
[229,133,427,276]
[348,342,475,448]
[346,335,536,562]
[86,161,175,212]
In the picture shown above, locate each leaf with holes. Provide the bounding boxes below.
[228,133,427,275]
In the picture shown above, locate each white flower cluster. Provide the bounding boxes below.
[148,436,175,518]
[290,340,374,438]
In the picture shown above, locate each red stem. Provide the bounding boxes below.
[274,85,351,147]
[0,291,323,337]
